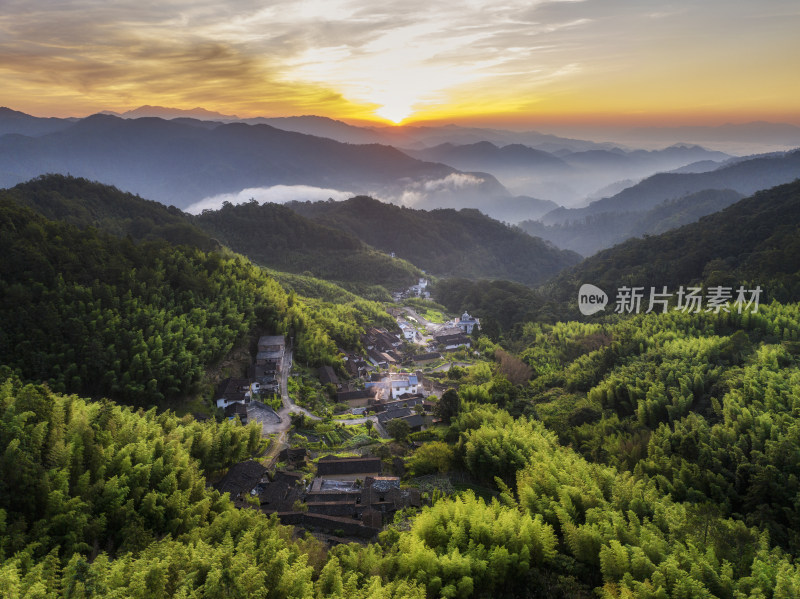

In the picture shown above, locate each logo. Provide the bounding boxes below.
[578,284,608,315]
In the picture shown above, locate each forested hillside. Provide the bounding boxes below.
[0,199,385,406]
[193,199,424,291]
[542,149,800,224]
[434,278,547,338]
[288,196,581,286]
[2,174,216,250]
[2,176,423,293]
[5,329,800,597]
[511,305,800,558]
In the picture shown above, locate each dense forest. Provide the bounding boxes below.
[287,196,581,286]
[0,197,389,406]
[433,278,548,339]
[5,313,800,597]
[3,176,423,294]
[193,199,423,290]
[1,175,216,250]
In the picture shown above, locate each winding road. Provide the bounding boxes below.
[257,338,395,465]
[258,339,326,464]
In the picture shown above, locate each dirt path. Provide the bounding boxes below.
[255,339,321,439]
[262,428,289,467]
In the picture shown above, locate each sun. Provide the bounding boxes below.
[375,103,413,125]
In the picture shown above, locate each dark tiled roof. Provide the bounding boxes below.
[259,471,304,511]
[257,335,285,349]
[434,333,471,345]
[278,448,308,464]
[412,352,442,362]
[318,365,339,386]
[372,396,424,414]
[224,403,248,418]
[215,460,267,497]
[337,389,375,402]
[377,408,413,424]
[316,456,382,476]
[401,414,425,429]
[217,377,250,402]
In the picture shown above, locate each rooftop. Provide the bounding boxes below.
[316,456,382,477]
[215,460,267,497]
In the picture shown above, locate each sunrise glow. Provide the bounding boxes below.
[0,1,798,127]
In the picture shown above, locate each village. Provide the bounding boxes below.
[208,278,482,541]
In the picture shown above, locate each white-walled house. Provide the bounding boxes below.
[389,374,419,399]
[454,312,480,335]
[215,378,251,409]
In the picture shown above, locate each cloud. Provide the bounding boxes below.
[422,173,485,192]
[388,173,486,207]
[1,0,798,123]
[185,173,488,215]
[185,184,354,214]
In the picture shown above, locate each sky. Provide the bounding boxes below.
[1,0,799,127]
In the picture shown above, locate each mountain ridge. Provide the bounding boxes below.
[0,113,499,209]
[287,195,581,286]
[545,179,800,307]
[541,149,800,225]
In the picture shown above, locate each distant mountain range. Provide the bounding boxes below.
[103,105,242,121]
[610,121,800,154]
[520,150,800,256]
[0,108,583,222]
[542,149,800,225]
[406,141,571,175]
[3,105,798,228]
[0,112,509,210]
[520,189,745,257]
[405,141,732,206]
[0,107,76,137]
[546,179,800,307]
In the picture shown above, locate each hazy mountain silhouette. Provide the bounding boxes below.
[406,141,572,173]
[243,115,384,144]
[521,188,745,256]
[0,113,498,209]
[614,121,800,153]
[0,107,75,137]
[404,140,731,207]
[541,149,800,225]
[546,179,800,305]
[118,105,240,121]
[404,189,560,224]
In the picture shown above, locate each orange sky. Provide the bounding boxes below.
[1,0,799,127]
